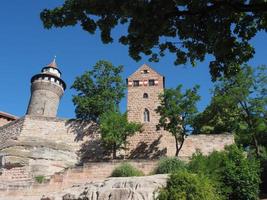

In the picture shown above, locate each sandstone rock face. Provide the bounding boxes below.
[21,174,167,200]
[0,115,89,177]
[59,174,167,200]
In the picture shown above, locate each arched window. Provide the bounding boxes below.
[144,109,150,122]
[143,93,148,99]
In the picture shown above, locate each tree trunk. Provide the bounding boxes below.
[112,144,117,159]
[252,135,260,157]
[174,134,185,157]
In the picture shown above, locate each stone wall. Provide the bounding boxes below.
[0,115,234,177]
[0,118,12,127]
[0,117,25,150]
[0,116,85,176]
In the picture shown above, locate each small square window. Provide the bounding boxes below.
[149,79,155,86]
[143,70,148,74]
[133,80,139,87]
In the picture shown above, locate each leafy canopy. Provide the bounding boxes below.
[192,65,267,157]
[99,110,142,159]
[71,60,125,122]
[156,84,200,156]
[41,0,267,80]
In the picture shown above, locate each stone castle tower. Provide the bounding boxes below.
[26,59,66,117]
[126,64,168,158]
[127,64,165,127]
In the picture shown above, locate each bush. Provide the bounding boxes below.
[260,159,267,197]
[154,157,186,174]
[188,145,261,200]
[35,175,45,183]
[157,171,222,200]
[111,163,144,177]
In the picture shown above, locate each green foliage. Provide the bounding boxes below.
[260,159,267,196]
[111,163,144,177]
[156,84,200,156]
[41,1,267,80]
[192,65,267,157]
[154,157,187,174]
[35,175,45,184]
[71,60,125,122]
[157,171,222,200]
[99,110,142,159]
[188,145,261,200]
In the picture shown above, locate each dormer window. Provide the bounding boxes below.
[149,79,155,86]
[133,80,139,87]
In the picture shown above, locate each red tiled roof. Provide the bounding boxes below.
[47,58,57,68]
[0,111,18,120]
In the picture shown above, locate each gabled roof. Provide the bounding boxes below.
[128,64,164,79]
[0,111,18,120]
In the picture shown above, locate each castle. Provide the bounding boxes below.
[0,60,234,191]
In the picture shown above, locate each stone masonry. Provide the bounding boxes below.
[26,59,66,117]
[0,62,235,194]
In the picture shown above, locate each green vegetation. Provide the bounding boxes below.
[111,163,144,177]
[71,60,125,122]
[99,110,142,159]
[155,145,261,200]
[188,145,261,200]
[156,85,200,156]
[71,60,141,158]
[154,157,186,174]
[157,171,222,200]
[193,65,267,158]
[41,1,267,80]
[35,175,45,184]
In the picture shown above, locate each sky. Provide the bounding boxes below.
[0,1,266,119]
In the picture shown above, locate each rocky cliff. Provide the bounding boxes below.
[1,174,168,200]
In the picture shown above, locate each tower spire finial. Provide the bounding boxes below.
[47,56,57,68]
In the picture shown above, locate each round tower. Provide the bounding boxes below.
[26,58,66,117]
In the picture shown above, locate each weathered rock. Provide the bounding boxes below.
[50,174,168,200]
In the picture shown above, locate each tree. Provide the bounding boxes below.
[156,85,200,156]
[193,65,267,157]
[99,110,142,159]
[71,60,125,122]
[188,145,261,200]
[40,1,267,80]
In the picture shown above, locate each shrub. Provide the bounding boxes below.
[111,163,144,177]
[35,175,45,183]
[260,159,267,197]
[188,145,261,200]
[157,171,222,200]
[154,157,186,174]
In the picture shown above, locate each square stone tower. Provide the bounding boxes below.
[127,64,165,126]
[126,64,168,158]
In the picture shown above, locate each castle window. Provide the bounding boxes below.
[143,93,148,99]
[144,109,150,122]
[133,80,139,87]
[149,79,155,86]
